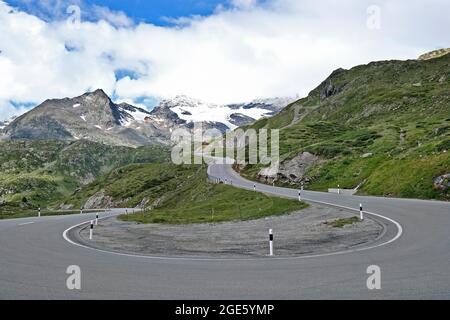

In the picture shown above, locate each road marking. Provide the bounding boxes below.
[18,222,35,226]
[62,164,403,262]
[62,200,403,262]
[218,163,404,247]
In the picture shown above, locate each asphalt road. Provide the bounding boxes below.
[0,163,449,299]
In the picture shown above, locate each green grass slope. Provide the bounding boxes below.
[0,140,170,212]
[242,54,450,200]
[64,163,308,224]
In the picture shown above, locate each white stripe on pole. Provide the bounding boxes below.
[298,190,302,202]
[89,220,94,240]
[269,229,274,256]
[360,203,364,220]
[38,207,41,217]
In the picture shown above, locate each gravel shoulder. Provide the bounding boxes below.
[74,203,385,258]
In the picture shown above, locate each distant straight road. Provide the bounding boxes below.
[0,163,449,299]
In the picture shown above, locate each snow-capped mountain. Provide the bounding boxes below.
[1,90,294,147]
[149,95,293,132]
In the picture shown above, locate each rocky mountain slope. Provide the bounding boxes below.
[1,90,169,147]
[1,91,292,147]
[240,52,450,200]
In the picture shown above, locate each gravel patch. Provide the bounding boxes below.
[76,203,384,258]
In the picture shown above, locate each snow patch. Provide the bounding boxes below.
[80,115,86,122]
[122,108,150,122]
[73,103,80,108]
[168,96,272,130]
[117,105,152,127]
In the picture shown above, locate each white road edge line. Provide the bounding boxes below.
[214,170,404,251]
[18,221,35,226]
[222,168,404,247]
[62,201,403,262]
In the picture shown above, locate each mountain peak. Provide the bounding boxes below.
[84,89,111,101]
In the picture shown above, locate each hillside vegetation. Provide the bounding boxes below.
[242,54,450,200]
[64,163,308,224]
[0,140,170,213]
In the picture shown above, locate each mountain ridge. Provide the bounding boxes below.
[1,91,293,147]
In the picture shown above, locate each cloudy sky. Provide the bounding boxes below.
[0,0,449,120]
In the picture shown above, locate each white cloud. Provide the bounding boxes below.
[0,0,449,121]
[91,5,133,28]
[230,0,258,10]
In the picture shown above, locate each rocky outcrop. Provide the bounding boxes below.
[321,82,341,99]
[418,48,450,61]
[257,152,319,184]
[83,190,115,209]
[433,174,450,191]
[228,113,256,127]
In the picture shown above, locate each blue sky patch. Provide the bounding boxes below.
[114,69,141,81]
[10,101,36,109]
[134,96,161,110]
[5,0,229,26]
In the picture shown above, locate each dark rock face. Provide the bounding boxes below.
[320,82,342,100]
[229,113,256,127]
[150,104,187,126]
[318,68,347,100]
[7,116,73,140]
